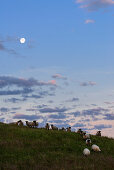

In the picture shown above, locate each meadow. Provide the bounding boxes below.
[0,122,114,170]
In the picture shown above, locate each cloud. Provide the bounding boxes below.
[5,97,27,103]
[0,35,19,43]
[52,74,67,80]
[0,76,56,88]
[48,113,66,119]
[48,80,57,86]
[39,107,68,113]
[82,107,108,116]
[11,107,21,111]
[76,0,114,11]
[0,41,18,56]
[23,90,55,100]
[94,124,112,130]
[0,88,33,96]
[85,19,95,24]
[71,111,81,117]
[80,81,96,86]
[0,43,5,50]
[104,113,114,120]
[0,35,34,57]
[66,97,79,102]
[26,108,37,112]
[73,123,85,127]
[13,114,42,120]
[0,107,9,112]
[104,101,114,105]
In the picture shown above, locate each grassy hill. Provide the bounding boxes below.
[0,123,114,170]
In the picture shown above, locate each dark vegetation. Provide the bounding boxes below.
[0,122,114,170]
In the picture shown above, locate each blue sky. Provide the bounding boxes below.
[0,0,114,137]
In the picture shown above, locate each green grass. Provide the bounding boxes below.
[0,123,114,170]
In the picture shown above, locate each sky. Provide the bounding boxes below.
[0,0,114,137]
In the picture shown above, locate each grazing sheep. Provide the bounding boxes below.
[83,148,90,156]
[61,127,66,131]
[25,121,35,128]
[96,131,101,136]
[92,144,101,152]
[86,139,91,145]
[33,121,38,128]
[83,134,90,140]
[18,120,23,126]
[66,127,71,132]
[77,129,83,134]
[51,124,58,130]
[45,123,50,130]
[82,131,86,135]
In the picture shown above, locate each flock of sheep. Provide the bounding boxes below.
[77,129,101,156]
[9,120,101,156]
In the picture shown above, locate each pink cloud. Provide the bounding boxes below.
[85,19,95,24]
[48,80,57,86]
[76,0,114,11]
[52,74,67,80]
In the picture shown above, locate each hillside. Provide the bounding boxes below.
[0,123,114,170]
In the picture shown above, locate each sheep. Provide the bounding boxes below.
[61,127,66,131]
[25,121,35,128]
[82,131,86,135]
[18,120,23,126]
[66,127,71,132]
[83,148,90,156]
[59,127,66,131]
[33,121,38,128]
[77,129,83,134]
[45,123,50,130]
[86,139,91,145]
[96,131,101,136]
[51,124,58,130]
[83,134,90,140]
[91,144,101,152]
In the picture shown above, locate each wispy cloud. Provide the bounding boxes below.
[76,0,114,11]
[0,42,18,55]
[94,124,112,130]
[52,74,67,80]
[104,113,114,120]
[85,19,95,24]
[39,107,68,113]
[0,88,33,96]
[80,81,97,86]
[66,97,79,102]
[13,114,42,121]
[0,76,57,89]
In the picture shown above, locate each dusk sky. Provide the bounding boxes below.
[0,0,114,137]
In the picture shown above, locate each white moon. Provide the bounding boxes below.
[20,38,26,44]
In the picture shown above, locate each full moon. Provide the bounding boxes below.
[20,38,26,44]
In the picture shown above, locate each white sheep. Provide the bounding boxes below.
[91,144,101,152]
[83,148,90,156]
[86,139,91,145]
